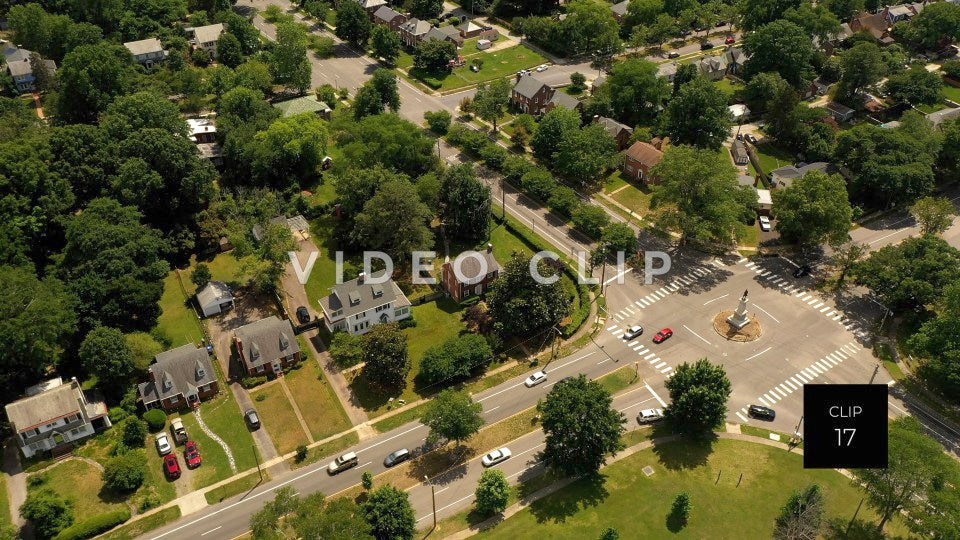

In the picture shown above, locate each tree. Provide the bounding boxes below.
[773,484,824,540]
[900,1,960,50]
[824,0,864,20]
[250,487,301,539]
[438,164,491,240]
[742,72,791,116]
[20,490,72,539]
[554,123,618,185]
[884,67,943,106]
[370,24,402,64]
[569,71,586,93]
[837,41,885,101]
[191,263,212,289]
[600,223,637,254]
[520,168,556,201]
[659,76,731,150]
[421,390,484,447]
[907,282,960,399]
[669,493,691,529]
[216,31,244,68]
[329,331,365,368]
[413,39,457,73]
[56,42,135,123]
[353,84,386,119]
[772,171,852,247]
[909,196,956,237]
[369,68,401,112]
[664,358,731,433]
[599,528,620,540]
[80,326,137,398]
[419,334,493,385]
[248,112,328,187]
[0,266,76,397]
[271,22,311,93]
[409,0,442,19]
[29,52,55,92]
[121,418,147,447]
[340,114,439,178]
[103,450,147,493]
[424,110,452,134]
[851,235,960,313]
[361,471,374,490]
[572,204,611,238]
[364,485,416,540]
[605,58,670,125]
[335,0,372,47]
[102,91,187,138]
[642,13,679,49]
[739,0,802,29]
[294,497,373,540]
[473,78,512,132]
[830,240,868,290]
[234,60,274,94]
[531,106,581,160]
[486,253,571,338]
[353,177,433,263]
[650,146,756,246]
[475,469,510,515]
[538,375,625,475]
[360,323,410,392]
[783,3,841,43]
[854,417,956,532]
[743,20,815,89]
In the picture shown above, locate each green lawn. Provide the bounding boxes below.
[249,383,310,455]
[409,44,546,92]
[156,254,248,346]
[915,101,948,114]
[943,83,960,103]
[194,387,260,474]
[715,77,744,100]
[607,171,653,216]
[303,215,362,306]
[736,222,760,249]
[0,475,10,529]
[478,438,909,539]
[602,172,629,194]
[751,141,795,177]
[31,460,127,522]
[101,507,181,540]
[204,471,269,505]
[487,221,534,261]
[285,343,352,440]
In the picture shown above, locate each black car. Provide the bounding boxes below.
[296,306,310,324]
[793,265,812,278]
[244,409,261,430]
[744,134,758,145]
[384,448,410,467]
[748,404,776,421]
[700,42,715,50]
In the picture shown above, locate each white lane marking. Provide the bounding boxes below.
[834,351,848,359]
[784,380,797,391]
[201,527,222,536]
[646,382,668,407]
[682,324,713,345]
[606,324,619,331]
[644,353,656,360]
[625,306,636,314]
[612,328,624,336]
[789,376,804,387]
[654,361,666,369]
[358,425,424,453]
[485,406,500,413]
[751,303,781,324]
[743,347,772,362]
[657,287,669,295]
[735,412,748,422]
[819,306,831,313]
[635,300,646,308]
[779,384,792,394]
[703,293,730,305]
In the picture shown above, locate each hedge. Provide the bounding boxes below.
[53,509,131,540]
[142,409,166,432]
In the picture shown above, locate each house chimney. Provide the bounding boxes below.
[487,243,493,253]
[358,272,365,284]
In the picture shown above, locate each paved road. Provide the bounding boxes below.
[847,185,960,251]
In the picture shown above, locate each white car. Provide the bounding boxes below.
[481,448,512,467]
[758,215,772,232]
[327,451,359,474]
[623,325,643,340]
[524,371,547,387]
[637,408,664,424]
[536,64,548,72]
[155,433,172,455]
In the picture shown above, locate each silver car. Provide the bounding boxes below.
[637,408,664,424]
[155,433,172,455]
[481,448,512,467]
[524,371,547,387]
[624,325,644,340]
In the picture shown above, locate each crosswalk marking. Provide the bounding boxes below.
[789,377,802,388]
[654,361,666,369]
[736,411,748,422]
[758,396,770,406]
[779,384,792,394]
[834,351,847,360]
[606,324,619,331]
[644,353,656,360]
[612,328,624,336]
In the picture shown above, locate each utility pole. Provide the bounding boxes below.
[424,476,437,529]
[846,498,864,536]
[869,364,880,385]
[501,178,506,219]
[254,445,263,481]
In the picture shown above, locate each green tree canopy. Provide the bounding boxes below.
[884,67,943,106]
[352,177,433,263]
[554,122,618,185]
[772,171,852,247]
[773,484,824,540]
[910,196,956,236]
[335,0,372,47]
[419,334,493,385]
[56,42,135,123]
[659,76,731,150]
[531,106,582,161]
[486,253,571,338]
[438,164,491,240]
[421,389,484,446]
[271,21,311,93]
[370,24,402,64]
[837,41,885,101]
[248,113,328,188]
[743,19,815,89]
[605,57,670,125]
[80,326,137,399]
[474,469,510,515]
[664,358,731,433]
[364,485,416,540]
[360,323,410,392]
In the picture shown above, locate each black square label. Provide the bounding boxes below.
[803,384,888,469]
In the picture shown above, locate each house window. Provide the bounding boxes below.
[170,395,180,404]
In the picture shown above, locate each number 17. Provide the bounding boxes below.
[835,428,855,446]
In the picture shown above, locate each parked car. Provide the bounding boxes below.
[384,449,410,468]
[725,35,736,44]
[155,433,172,455]
[637,408,664,424]
[667,51,680,58]
[748,404,776,421]
[328,451,359,474]
[524,371,547,387]
[700,41,714,50]
[481,448,512,467]
[652,328,673,343]
[536,64,548,72]
[744,133,758,145]
[163,454,181,479]
[793,265,811,278]
[759,216,772,232]
[244,409,261,430]
[296,306,310,324]
[184,441,202,468]
[171,418,187,444]
[623,325,644,340]
[735,132,743,141]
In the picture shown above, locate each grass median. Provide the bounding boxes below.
[100,507,182,540]
[204,471,271,505]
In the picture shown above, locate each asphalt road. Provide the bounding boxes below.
[847,185,960,251]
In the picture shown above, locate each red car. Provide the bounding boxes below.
[652,328,673,343]
[724,35,736,44]
[184,441,202,469]
[163,454,181,479]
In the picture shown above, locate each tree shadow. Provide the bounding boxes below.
[527,472,609,524]
[665,509,687,533]
[651,434,716,471]
[822,517,912,540]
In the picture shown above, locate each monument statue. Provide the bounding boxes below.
[727,289,751,331]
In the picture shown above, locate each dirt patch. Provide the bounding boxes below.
[712,310,763,342]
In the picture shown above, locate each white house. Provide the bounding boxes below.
[196,280,235,317]
[191,23,224,57]
[5,378,111,458]
[2,40,56,94]
[124,38,168,68]
[318,272,412,335]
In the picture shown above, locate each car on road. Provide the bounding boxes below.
[163,454,181,479]
[667,51,680,58]
[296,306,310,324]
[793,265,811,278]
[700,41,714,50]
[637,408,664,424]
[725,35,736,44]
[652,328,673,343]
[481,448,512,467]
[244,409,261,430]
[155,433,172,455]
[328,451,359,474]
[759,215,772,232]
[748,404,776,421]
[524,371,547,387]
[184,441,202,468]
[384,449,410,468]
[623,325,644,340]
[744,133,758,145]
[536,64,548,72]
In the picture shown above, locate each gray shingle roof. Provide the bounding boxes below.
[5,379,83,432]
[193,23,224,45]
[400,18,432,36]
[611,0,630,16]
[320,273,411,321]
[598,116,632,138]
[513,74,550,99]
[196,281,232,309]
[447,250,500,282]
[235,316,300,369]
[374,5,403,22]
[138,344,217,405]
[926,107,960,128]
[548,90,581,110]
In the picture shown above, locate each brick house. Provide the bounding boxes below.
[138,344,219,411]
[5,378,111,458]
[442,246,501,302]
[622,141,664,183]
[597,117,633,150]
[511,74,554,115]
[234,316,302,377]
[399,18,433,47]
[373,6,407,31]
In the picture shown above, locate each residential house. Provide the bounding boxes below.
[610,0,630,22]
[2,40,56,94]
[597,116,633,150]
[823,101,855,122]
[424,25,464,47]
[545,90,582,114]
[138,345,219,411]
[373,6,407,31]
[623,141,663,182]
[399,18,433,47]
[730,140,749,165]
[273,94,332,120]
[885,3,921,24]
[926,107,960,129]
[442,246,501,302]
[460,20,498,40]
[351,0,387,15]
[802,79,831,100]
[5,378,111,458]
[234,316,302,376]
[124,38,168,67]
[695,55,727,81]
[729,104,751,122]
[318,272,412,335]
[657,62,678,82]
[511,74,554,115]
[592,75,606,92]
[196,280,235,317]
[724,47,748,76]
[191,23,225,57]
[849,11,895,44]
[187,117,223,164]
[769,162,832,189]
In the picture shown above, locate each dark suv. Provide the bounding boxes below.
[748,404,776,421]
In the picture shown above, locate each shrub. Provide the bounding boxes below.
[296,445,308,462]
[21,490,73,539]
[121,419,147,448]
[103,451,147,493]
[548,185,581,217]
[52,509,131,540]
[943,60,960,81]
[520,168,557,202]
[142,409,166,432]
[480,143,508,170]
[190,263,211,289]
[191,47,211,66]
[27,473,47,488]
[330,332,365,369]
[424,110,452,134]
[396,317,417,329]
[361,471,373,490]
[241,376,268,388]
[255,393,266,402]
[670,492,691,528]
[316,84,338,108]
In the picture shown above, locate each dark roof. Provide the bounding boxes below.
[425,25,461,43]
[138,344,217,404]
[625,141,663,168]
[235,316,300,369]
[373,5,403,22]
[444,250,500,282]
[319,273,411,320]
[598,116,632,138]
[731,140,749,161]
[548,90,581,110]
[513,74,550,99]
